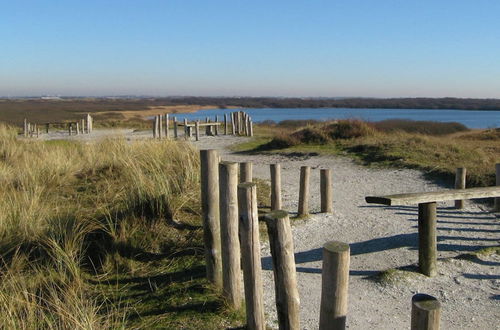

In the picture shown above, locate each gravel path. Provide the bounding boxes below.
[36,130,500,329]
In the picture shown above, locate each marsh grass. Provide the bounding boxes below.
[0,124,244,328]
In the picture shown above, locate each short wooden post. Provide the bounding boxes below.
[165,114,169,139]
[231,112,236,135]
[219,162,243,308]
[320,169,333,213]
[158,115,163,139]
[238,183,265,330]
[68,123,73,136]
[298,166,311,216]
[86,114,91,133]
[411,294,441,330]
[173,117,178,138]
[45,123,49,134]
[249,119,254,137]
[224,114,228,135]
[270,164,282,211]
[495,163,500,212]
[36,127,40,138]
[454,168,466,209]
[153,116,157,138]
[81,119,85,134]
[183,119,188,139]
[195,121,200,141]
[76,122,80,135]
[237,112,241,135]
[23,119,28,137]
[240,162,253,183]
[418,202,437,277]
[215,115,219,135]
[200,150,222,288]
[265,210,300,330]
[319,241,350,330]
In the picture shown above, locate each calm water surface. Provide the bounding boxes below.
[172,108,499,129]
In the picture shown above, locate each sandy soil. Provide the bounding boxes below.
[33,130,500,329]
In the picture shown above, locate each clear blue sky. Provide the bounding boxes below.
[1,1,499,97]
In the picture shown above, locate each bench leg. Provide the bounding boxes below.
[418,202,437,277]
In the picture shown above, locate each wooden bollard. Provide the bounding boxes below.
[195,121,200,141]
[298,166,311,216]
[158,115,163,139]
[265,210,300,330]
[249,119,254,137]
[240,162,253,183]
[320,169,333,213]
[319,241,350,330]
[418,202,437,277]
[183,118,188,138]
[215,115,219,135]
[165,114,169,139]
[173,117,178,138]
[454,167,466,209]
[219,162,242,308]
[76,122,80,135]
[200,150,222,288]
[231,112,236,135]
[153,116,158,138]
[68,123,73,136]
[411,294,441,330]
[23,118,28,137]
[238,183,265,330]
[224,113,228,135]
[495,163,500,212]
[45,123,49,134]
[270,164,282,211]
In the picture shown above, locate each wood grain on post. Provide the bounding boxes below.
[240,162,253,183]
[265,210,300,330]
[165,114,169,139]
[454,167,466,209]
[238,182,265,330]
[76,122,80,135]
[249,119,254,137]
[418,202,437,277]
[232,112,236,135]
[200,150,223,288]
[411,294,441,330]
[173,117,178,138]
[320,169,333,213]
[319,241,350,330]
[215,115,219,135]
[298,166,311,216]
[495,163,500,212]
[195,121,200,141]
[183,118,188,138]
[224,113,228,135]
[270,164,282,211]
[153,116,158,138]
[219,162,243,308]
[23,118,28,137]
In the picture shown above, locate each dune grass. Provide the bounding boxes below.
[0,124,244,329]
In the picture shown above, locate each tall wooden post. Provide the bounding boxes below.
[153,116,158,138]
[173,117,178,138]
[165,114,169,139]
[195,121,200,141]
[200,150,222,288]
[215,115,219,135]
[270,164,282,211]
[183,118,188,139]
[298,166,311,216]
[45,123,49,134]
[76,122,80,135]
[319,241,350,330]
[249,119,254,137]
[231,112,236,135]
[411,294,441,330]
[240,162,253,183]
[418,202,437,277]
[495,163,500,212]
[224,113,228,135]
[23,118,28,137]
[158,115,162,139]
[219,162,242,308]
[238,183,265,330]
[68,123,73,136]
[454,167,466,209]
[265,210,300,330]
[320,169,333,213]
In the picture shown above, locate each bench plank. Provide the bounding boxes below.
[366,186,500,206]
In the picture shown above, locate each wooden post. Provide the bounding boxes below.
[270,164,282,211]
[231,112,236,135]
[81,119,85,134]
[238,182,265,330]
[76,122,80,135]
[265,210,300,330]
[224,114,228,135]
[319,241,350,330]
[36,127,40,138]
[23,118,28,137]
[183,119,188,139]
[495,163,500,212]
[68,123,73,136]
[215,115,219,135]
[45,123,49,134]
[153,116,158,138]
[249,119,254,137]
[200,150,222,288]
[418,202,437,277]
[173,117,178,138]
[165,114,169,139]
[411,294,441,330]
[320,169,333,213]
[240,162,253,183]
[219,162,242,308]
[195,121,200,141]
[454,168,466,209]
[298,166,311,216]
[158,115,162,139]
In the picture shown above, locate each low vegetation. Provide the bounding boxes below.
[0,124,244,328]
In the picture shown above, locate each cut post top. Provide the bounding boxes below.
[324,241,350,253]
[412,294,441,311]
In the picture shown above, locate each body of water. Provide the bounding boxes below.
[171,108,499,129]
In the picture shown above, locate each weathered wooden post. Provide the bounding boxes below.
[495,163,500,212]
[418,202,437,277]
[265,210,300,330]
[215,115,219,135]
[231,112,236,135]
[36,127,40,138]
[319,241,350,330]
[411,294,441,330]
[68,123,73,136]
[195,121,200,141]
[320,169,333,213]
[153,116,158,138]
[219,162,243,308]
[454,167,466,209]
[270,164,282,211]
[183,119,188,139]
[80,119,85,134]
[237,112,241,135]
[165,114,169,139]
[200,150,222,288]
[158,115,163,139]
[173,117,178,138]
[238,182,265,330]
[86,114,91,133]
[76,122,80,135]
[23,119,28,137]
[298,166,311,216]
[224,113,228,135]
[240,162,253,183]
[249,119,254,137]
[45,123,49,134]
[27,122,31,137]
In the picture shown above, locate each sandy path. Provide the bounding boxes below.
[35,130,499,329]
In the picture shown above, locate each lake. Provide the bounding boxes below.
[171,108,499,129]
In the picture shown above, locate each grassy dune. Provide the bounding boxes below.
[0,124,244,328]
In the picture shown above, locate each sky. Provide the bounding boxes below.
[1,1,500,98]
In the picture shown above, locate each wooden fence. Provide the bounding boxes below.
[22,114,93,138]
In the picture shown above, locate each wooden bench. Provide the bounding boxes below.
[366,186,500,276]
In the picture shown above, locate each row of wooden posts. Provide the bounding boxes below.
[455,165,500,211]
[200,149,442,330]
[152,111,254,140]
[23,114,94,137]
